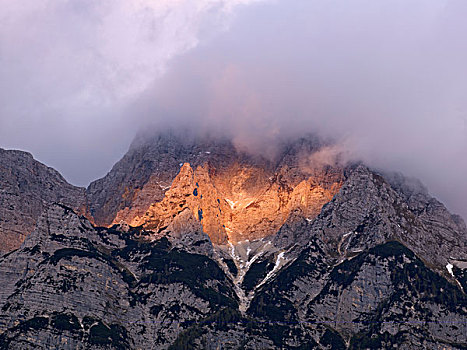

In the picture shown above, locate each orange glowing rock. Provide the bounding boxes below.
[115,160,343,245]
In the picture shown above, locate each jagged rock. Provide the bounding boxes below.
[86,132,245,227]
[88,132,343,244]
[247,240,467,349]
[162,208,214,257]
[308,164,467,276]
[0,204,237,349]
[0,149,88,253]
[1,133,466,349]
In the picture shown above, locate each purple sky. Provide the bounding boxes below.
[1,0,466,219]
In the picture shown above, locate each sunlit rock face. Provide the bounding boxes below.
[129,162,342,244]
[89,132,344,244]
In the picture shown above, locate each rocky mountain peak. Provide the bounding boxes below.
[87,132,344,245]
[1,134,466,349]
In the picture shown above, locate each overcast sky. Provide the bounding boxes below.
[1,0,466,219]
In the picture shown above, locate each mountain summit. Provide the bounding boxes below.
[87,132,344,244]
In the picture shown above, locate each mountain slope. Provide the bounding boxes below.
[309,165,467,277]
[0,134,466,349]
[0,149,88,253]
[0,204,237,349]
[0,202,465,349]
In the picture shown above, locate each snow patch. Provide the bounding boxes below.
[273,252,285,271]
[446,263,454,277]
[157,182,171,191]
[258,252,286,287]
[225,198,236,209]
[217,238,288,314]
[337,231,354,255]
[228,242,242,261]
[245,200,254,208]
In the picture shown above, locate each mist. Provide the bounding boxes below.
[0,0,266,184]
[1,1,466,219]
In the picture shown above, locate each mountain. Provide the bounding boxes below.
[87,132,343,244]
[0,133,466,349]
[0,148,88,253]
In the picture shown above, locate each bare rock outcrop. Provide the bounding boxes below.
[0,200,465,349]
[87,132,343,245]
[0,204,237,349]
[307,164,467,276]
[0,149,88,253]
[86,132,244,227]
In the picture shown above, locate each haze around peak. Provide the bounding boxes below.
[0,0,466,219]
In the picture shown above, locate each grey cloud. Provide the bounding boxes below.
[0,0,264,184]
[1,0,466,219]
[137,0,467,218]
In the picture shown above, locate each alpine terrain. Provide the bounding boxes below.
[0,132,466,349]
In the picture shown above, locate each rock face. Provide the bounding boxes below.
[0,204,236,349]
[87,132,343,244]
[86,131,250,227]
[247,239,467,349]
[1,133,343,251]
[0,149,88,253]
[0,132,466,349]
[0,199,465,349]
[309,165,467,276]
[130,160,341,245]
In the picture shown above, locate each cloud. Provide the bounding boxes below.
[0,0,466,220]
[299,145,352,175]
[136,0,467,218]
[0,0,266,184]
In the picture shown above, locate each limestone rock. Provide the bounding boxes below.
[0,204,237,349]
[308,164,467,276]
[1,133,466,349]
[87,132,343,245]
[0,149,88,253]
[0,203,465,349]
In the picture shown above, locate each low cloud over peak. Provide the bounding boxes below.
[1,0,466,219]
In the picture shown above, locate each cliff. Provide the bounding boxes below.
[0,148,88,253]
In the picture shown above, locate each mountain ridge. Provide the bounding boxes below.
[0,133,466,349]
[0,148,89,253]
[1,133,466,275]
